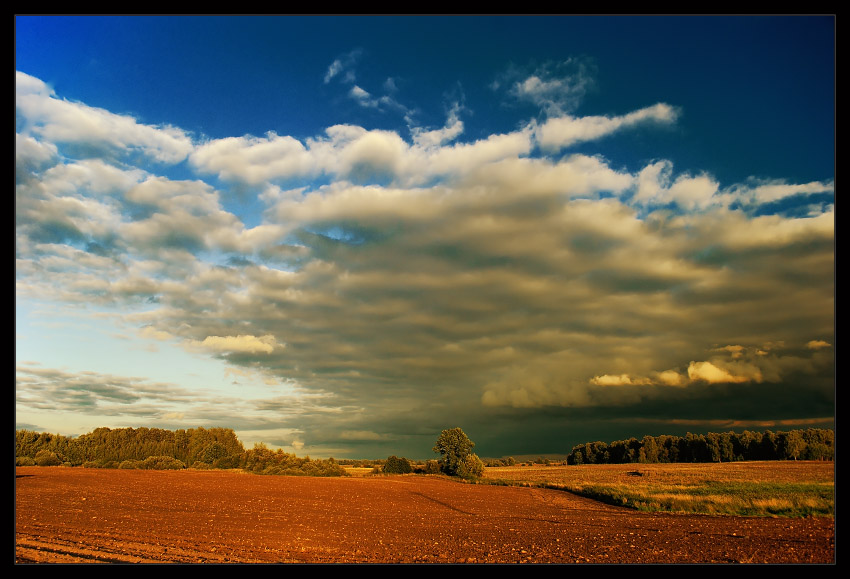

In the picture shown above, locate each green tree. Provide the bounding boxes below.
[640,435,659,463]
[201,442,229,464]
[433,427,480,477]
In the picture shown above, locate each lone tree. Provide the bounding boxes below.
[432,427,484,478]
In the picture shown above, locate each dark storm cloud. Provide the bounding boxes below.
[16,66,834,457]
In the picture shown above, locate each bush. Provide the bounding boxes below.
[16,456,35,466]
[34,450,62,467]
[141,455,185,470]
[414,459,442,474]
[485,456,517,467]
[212,455,242,469]
[457,453,485,479]
[383,455,413,474]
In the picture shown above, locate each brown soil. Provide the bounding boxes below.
[15,467,834,564]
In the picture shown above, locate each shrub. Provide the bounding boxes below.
[34,450,61,467]
[414,459,441,474]
[383,455,413,474]
[141,455,185,470]
[16,456,35,466]
[457,453,485,479]
[212,455,242,469]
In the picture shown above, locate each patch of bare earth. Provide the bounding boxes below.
[15,467,834,564]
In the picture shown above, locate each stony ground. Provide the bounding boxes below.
[15,467,834,564]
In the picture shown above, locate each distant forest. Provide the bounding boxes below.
[15,426,834,473]
[14,426,346,476]
[566,428,834,465]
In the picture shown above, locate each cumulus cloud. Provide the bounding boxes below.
[16,133,58,175]
[15,70,834,453]
[190,133,313,185]
[16,71,193,164]
[190,122,535,188]
[654,370,686,387]
[562,339,830,403]
[633,160,719,210]
[194,334,279,355]
[687,361,760,384]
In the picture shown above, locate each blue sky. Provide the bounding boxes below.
[16,15,834,459]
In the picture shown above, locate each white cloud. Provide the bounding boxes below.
[687,360,761,384]
[190,133,313,185]
[349,85,378,107]
[324,59,344,83]
[16,71,193,164]
[633,160,719,210]
[16,133,58,172]
[191,122,535,188]
[501,58,596,116]
[536,103,678,151]
[324,49,361,84]
[723,178,834,206]
[411,103,465,148]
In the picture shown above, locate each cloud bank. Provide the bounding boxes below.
[16,66,834,457]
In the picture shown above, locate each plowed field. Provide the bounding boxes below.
[15,467,834,564]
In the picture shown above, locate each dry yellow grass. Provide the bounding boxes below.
[482,460,834,486]
[481,461,834,517]
[342,466,374,477]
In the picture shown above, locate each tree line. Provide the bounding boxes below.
[15,427,344,476]
[14,426,486,479]
[566,428,834,465]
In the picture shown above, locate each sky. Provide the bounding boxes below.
[16,15,834,460]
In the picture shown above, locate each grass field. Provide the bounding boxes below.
[480,461,834,517]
